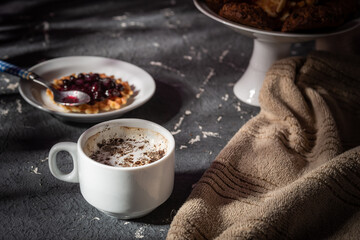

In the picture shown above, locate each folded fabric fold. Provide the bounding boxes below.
[167,51,360,239]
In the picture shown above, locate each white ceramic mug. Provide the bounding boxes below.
[48,119,175,219]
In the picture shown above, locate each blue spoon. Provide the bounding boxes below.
[0,60,90,106]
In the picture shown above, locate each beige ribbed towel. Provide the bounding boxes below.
[167,51,360,239]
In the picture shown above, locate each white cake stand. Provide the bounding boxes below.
[194,0,360,106]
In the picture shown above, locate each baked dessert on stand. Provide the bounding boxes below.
[194,0,359,106]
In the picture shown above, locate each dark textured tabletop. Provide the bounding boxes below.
[0,0,314,239]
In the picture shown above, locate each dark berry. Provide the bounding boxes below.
[111,89,120,97]
[85,74,92,82]
[58,73,124,104]
[70,85,79,91]
[75,79,84,85]
[116,83,124,91]
[93,73,100,81]
[91,82,100,92]
[101,78,115,89]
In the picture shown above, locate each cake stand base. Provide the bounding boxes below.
[234,39,291,106]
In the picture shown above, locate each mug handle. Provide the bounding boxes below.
[48,142,79,183]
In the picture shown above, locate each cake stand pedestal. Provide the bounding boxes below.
[234,40,290,106]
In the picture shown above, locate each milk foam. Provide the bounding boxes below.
[84,126,168,167]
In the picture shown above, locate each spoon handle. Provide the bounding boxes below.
[0,60,34,80]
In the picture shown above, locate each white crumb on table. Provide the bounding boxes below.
[129,21,145,27]
[162,8,175,17]
[16,99,22,113]
[219,49,229,63]
[234,102,241,112]
[30,166,41,175]
[112,15,127,21]
[196,88,204,99]
[174,115,184,130]
[203,68,215,85]
[135,227,145,239]
[171,129,181,135]
[202,131,220,138]
[7,82,18,91]
[43,21,50,45]
[0,109,9,116]
[150,61,185,77]
[188,135,200,144]
[222,94,229,101]
[1,76,10,83]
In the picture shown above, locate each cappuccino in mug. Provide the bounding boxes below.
[48,119,175,219]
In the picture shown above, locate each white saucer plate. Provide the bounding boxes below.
[19,56,156,123]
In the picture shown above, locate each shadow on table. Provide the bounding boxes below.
[130,170,204,225]
[62,77,190,129]
[125,78,187,124]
